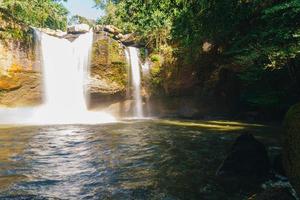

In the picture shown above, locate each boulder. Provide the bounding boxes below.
[94,25,121,35]
[114,33,125,40]
[284,103,300,195]
[93,25,142,47]
[67,24,90,34]
[38,28,67,37]
[54,30,67,37]
[216,133,270,190]
[93,25,102,33]
[103,25,121,35]
[120,33,138,46]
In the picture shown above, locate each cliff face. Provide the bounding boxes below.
[88,33,128,108]
[0,28,129,108]
[0,36,42,107]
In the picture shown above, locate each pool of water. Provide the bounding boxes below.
[0,119,280,200]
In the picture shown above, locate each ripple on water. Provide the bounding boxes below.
[0,120,278,200]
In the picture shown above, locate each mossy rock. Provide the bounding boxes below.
[283,103,300,195]
[0,10,33,44]
[90,35,128,95]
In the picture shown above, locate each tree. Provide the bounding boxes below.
[0,0,68,30]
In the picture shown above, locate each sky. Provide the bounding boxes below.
[63,0,104,20]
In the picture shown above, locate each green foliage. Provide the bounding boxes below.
[98,0,300,113]
[150,54,161,62]
[97,0,175,49]
[0,0,68,30]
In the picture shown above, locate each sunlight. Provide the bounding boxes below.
[159,119,266,131]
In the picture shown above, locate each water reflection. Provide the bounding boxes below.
[0,120,278,199]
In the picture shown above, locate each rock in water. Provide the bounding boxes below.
[67,24,90,34]
[284,103,300,195]
[217,133,270,189]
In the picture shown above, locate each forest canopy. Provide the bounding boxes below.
[0,0,68,30]
[97,0,300,115]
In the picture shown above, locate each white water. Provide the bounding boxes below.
[0,30,115,125]
[127,47,143,118]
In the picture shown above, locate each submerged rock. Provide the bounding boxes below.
[216,133,270,190]
[67,24,90,34]
[284,103,300,196]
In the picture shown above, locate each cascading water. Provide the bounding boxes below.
[40,30,90,115]
[126,47,144,118]
[0,29,115,125]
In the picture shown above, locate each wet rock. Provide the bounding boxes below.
[283,103,300,195]
[63,34,81,42]
[216,133,271,190]
[67,24,90,34]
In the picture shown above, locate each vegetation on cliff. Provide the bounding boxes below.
[0,0,68,41]
[90,36,128,96]
[98,0,300,119]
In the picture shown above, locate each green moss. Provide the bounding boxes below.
[91,37,128,91]
[150,54,162,62]
[0,13,33,46]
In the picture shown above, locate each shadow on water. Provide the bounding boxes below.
[0,119,282,200]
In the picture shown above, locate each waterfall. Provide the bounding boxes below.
[40,30,90,114]
[126,47,144,118]
[0,30,115,125]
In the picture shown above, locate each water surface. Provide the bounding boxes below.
[0,120,280,200]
